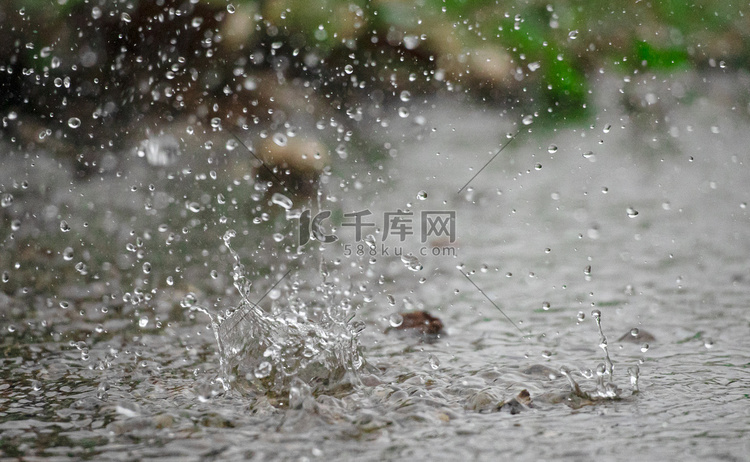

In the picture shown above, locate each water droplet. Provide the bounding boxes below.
[401,254,423,271]
[603,124,612,133]
[541,350,552,358]
[542,301,551,311]
[591,309,601,319]
[120,12,131,23]
[166,276,174,286]
[344,64,354,74]
[640,343,649,353]
[388,313,404,327]
[60,220,71,232]
[534,163,542,170]
[630,328,640,337]
[59,301,70,310]
[416,190,427,200]
[254,361,272,378]
[626,207,639,218]
[522,114,534,125]
[568,30,578,39]
[62,247,74,261]
[272,132,288,146]
[271,192,293,210]
[577,311,585,322]
[75,262,87,275]
[398,107,410,118]
[210,270,219,279]
[226,4,236,13]
[704,338,714,349]
[428,354,440,370]
[1,271,9,283]
[139,316,149,328]
[180,293,197,308]
[142,262,151,274]
[584,265,591,275]
[400,90,411,102]
[67,117,81,128]
[582,150,595,161]
[0,193,13,208]
[547,144,558,154]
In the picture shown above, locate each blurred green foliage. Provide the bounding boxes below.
[2,0,748,125]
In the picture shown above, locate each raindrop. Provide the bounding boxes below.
[255,361,272,378]
[568,30,578,39]
[640,343,649,353]
[603,124,612,133]
[344,64,354,74]
[271,192,293,210]
[591,309,601,319]
[416,190,427,200]
[626,207,639,218]
[60,220,71,232]
[522,114,534,125]
[120,12,132,23]
[703,338,714,349]
[401,254,423,271]
[388,313,404,327]
[272,132,288,146]
[226,4,236,13]
[399,90,411,102]
[67,117,81,129]
[63,247,74,261]
[1,271,9,283]
[139,316,149,328]
[582,151,595,161]
[541,350,552,358]
[547,144,558,154]
[210,270,219,279]
[180,293,197,308]
[630,328,640,337]
[542,301,551,311]
[0,193,13,208]
[534,163,542,170]
[577,311,585,322]
[398,107,410,118]
[142,262,152,274]
[428,354,440,370]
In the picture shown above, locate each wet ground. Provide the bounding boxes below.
[1,73,749,460]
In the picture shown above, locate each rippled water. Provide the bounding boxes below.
[1,75,749,460]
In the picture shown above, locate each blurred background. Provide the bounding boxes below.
[2,0,748,168]
[2,0,750,301]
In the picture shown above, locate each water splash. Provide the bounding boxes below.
[591,309,619,398]
[201,230,364,400]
